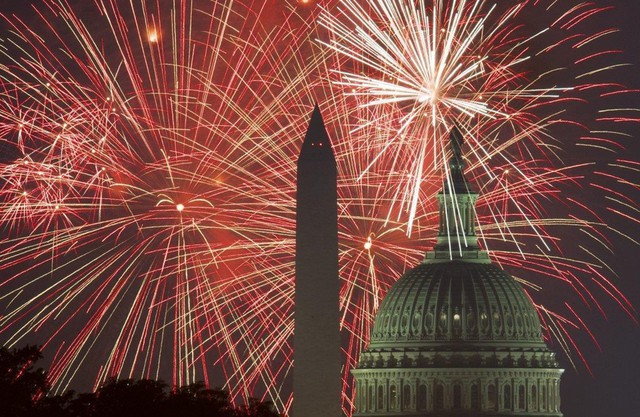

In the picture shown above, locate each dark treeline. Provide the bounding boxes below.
[1,345,281,417]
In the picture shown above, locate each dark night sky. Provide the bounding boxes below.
[0,1,638,416]
[557,2,640,416]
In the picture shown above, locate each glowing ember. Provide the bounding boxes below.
[148,29,158,43]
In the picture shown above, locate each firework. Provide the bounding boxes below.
[0,1,637,416]
[0,0,308,404]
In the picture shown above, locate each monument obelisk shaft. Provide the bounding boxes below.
[293,105,341,417]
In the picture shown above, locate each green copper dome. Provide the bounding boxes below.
[369,261,545,348]
[352,127,563,416]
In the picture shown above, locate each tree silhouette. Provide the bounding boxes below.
[163,382,234,417]
[0,345,48,416]
[238,397,281,417]
[92,378,166,417]
[0,345,282,417]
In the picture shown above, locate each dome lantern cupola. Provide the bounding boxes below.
[351,127,563,416]
[429,125,488,262]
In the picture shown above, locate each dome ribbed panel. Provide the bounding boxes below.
[369,261,544,347]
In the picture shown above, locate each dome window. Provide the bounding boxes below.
[412,312,421,330]
[368,385,375,411]
[471,383,480,410]
[487,384,498,411]
[505,311,514,331]
[480,311,489,333]
[453,312,462,336]
[466,310,476,331]
[438,311,448,332]
[453,383,462,409]
[402,384,412,410]
[390,384,398,410]
[504,384,512,410]
[531,385,537,410]
[516,312,524,330]
[518,384,526,410]
[391,313,399,334]
[377,385,384,410]
[434,383,445,410]
[492,308,502,332]
[417,383,427,410]
[425,310,434,334]
[401,313,409,331]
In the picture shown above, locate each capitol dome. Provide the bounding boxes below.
[369,261,547,347]
[352,128,563,416]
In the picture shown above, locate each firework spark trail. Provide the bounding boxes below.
[317,0,601,235]
[0,1,637,416]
